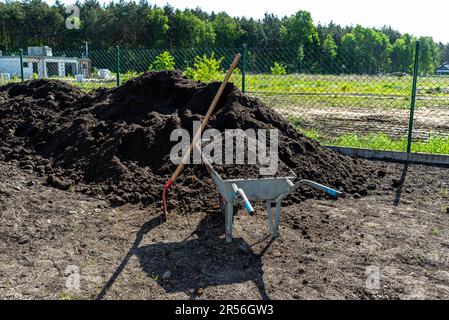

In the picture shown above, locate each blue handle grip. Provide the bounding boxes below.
[244,201,255,215]
[302,180,342,198]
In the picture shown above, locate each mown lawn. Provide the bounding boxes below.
[59,73,449,112]
[296,127,449,155]
[4,72,449,101]
[243,74,449,97]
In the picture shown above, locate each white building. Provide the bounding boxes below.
[0,46,91,80]
[436,62,449,75]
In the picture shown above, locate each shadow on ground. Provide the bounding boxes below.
[394,162,409,206]
[96,215,164,300]
[98,212,272,300]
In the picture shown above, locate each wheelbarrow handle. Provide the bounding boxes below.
[276,179,342,202]
[231,183,255,216]
[300,180,342,198]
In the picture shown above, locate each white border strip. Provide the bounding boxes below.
[326,146,449,166]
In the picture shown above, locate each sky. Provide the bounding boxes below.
[46,0,449,43]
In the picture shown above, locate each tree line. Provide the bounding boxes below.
[1,0,448,74]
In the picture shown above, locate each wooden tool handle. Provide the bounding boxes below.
[169,53,241,182]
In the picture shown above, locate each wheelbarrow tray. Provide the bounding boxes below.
[211,175,296,202]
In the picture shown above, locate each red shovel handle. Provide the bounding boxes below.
[162,179,173,213]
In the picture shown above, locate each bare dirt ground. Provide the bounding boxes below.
[1,159,449,300]
[277,106,449,139]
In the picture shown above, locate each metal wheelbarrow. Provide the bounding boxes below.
[199,148,342,243]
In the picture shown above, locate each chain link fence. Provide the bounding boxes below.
[1,43,448,155]
[0,50,23,86]
[244,44,449,155]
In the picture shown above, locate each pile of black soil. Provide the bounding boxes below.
[0,71,382,211]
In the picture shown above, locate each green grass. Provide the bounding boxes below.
[244,74,414,96]
[4,72,449,109]
[334,133,407,151]
[3,72,449,96]
[335,133,449,154]
[0,78,21,86]
[261,92,413,110]
[64,72,449,110]
[432,227,441,237]
[34,73,449,111]
[293,124,449,155]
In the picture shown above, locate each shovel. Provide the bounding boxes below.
[162,53,241,218]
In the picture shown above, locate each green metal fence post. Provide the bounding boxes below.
[19,49,24,82]
[116,46,120,87]
[406,41,420,154]
[242,43,247,93]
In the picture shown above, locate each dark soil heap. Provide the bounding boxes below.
[0,71,381,211]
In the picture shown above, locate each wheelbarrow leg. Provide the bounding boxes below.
[225,201,234,243]
[273,202,282,238]
[266,201,274,236]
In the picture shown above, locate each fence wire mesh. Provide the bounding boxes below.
[245,46,413,150]
[414,74,449,154]
[0,50,22,85]
[1,45,448,155]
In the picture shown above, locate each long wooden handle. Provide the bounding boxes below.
[169,53,241,182]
